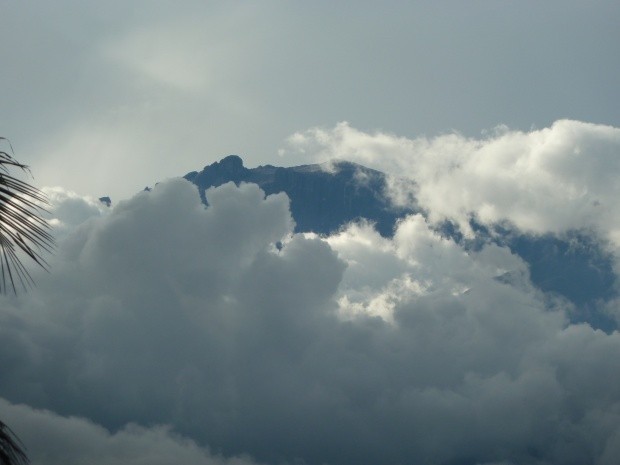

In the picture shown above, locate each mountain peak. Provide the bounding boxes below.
[184,156,409,237]
[218,154,244,172]
[187,155,249,188]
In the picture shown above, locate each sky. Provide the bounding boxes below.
[1,1,619,201]
[2,2,620,465]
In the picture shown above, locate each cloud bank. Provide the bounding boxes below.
[284,120,620,240]
[2,128,620,465]
[0,399,262,465]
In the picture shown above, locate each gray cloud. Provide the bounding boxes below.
[0,398,263,465]
[1,178,620,464]
[2,2,619,463]
[2,2,619,200]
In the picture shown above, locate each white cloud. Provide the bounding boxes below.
[3,1,620,204]
[42,186,109,239]
[2,177,620,464]
[282,120,620,243]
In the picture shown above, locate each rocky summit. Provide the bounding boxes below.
[184,155,414,237]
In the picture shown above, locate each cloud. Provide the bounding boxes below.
[282,120,620,241]
[282,120,620,328]
[2,177,620,464]
[100,6,256,95]
[5,2,619,203]
[0,398,262,465]
[41,187,110,239]
[1,2,273,201]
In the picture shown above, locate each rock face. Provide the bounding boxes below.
[185,155,414,236]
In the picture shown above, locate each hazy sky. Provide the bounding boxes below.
[1,1,619,200]
[3,3,620,465]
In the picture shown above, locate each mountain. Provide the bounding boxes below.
[185,155,617,331]
[184,155,414,237]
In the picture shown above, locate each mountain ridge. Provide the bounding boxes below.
[184,155,414,237]
[182,155,617,331]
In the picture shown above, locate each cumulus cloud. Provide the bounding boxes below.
[41,187,110,239]
[282,120,620,327]
[0,398,262,465]
[282,120,620,241]
[2,176,620,465]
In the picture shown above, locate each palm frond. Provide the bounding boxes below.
[0,141,54,294]
[0,421,29,465]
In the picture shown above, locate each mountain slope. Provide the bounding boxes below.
[184,155,617,331]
